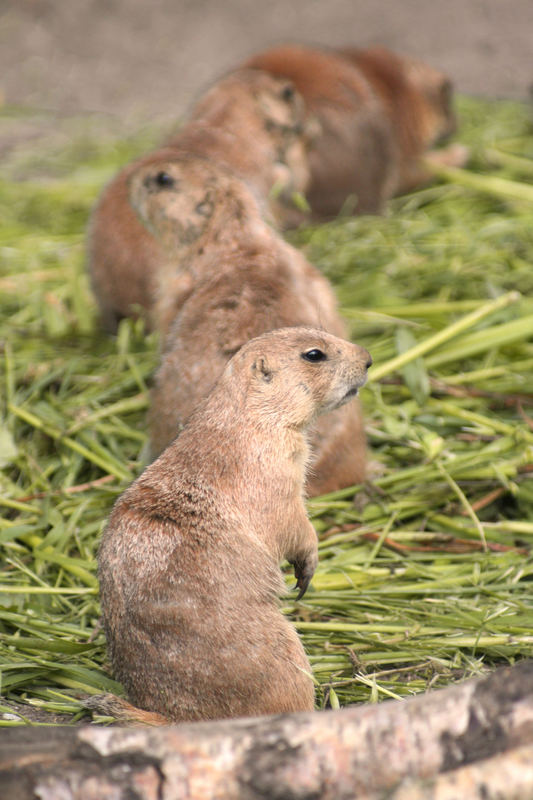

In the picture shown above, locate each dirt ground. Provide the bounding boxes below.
[2,0,532,126]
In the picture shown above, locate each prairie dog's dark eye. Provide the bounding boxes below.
[301,348,327,363]
[280,84,295,103]
[154,171,175,188]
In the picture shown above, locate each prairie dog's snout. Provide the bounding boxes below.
[347,342,372,387]
[338,344,372,405]
[301,339,372,413]
[298,339,371,404]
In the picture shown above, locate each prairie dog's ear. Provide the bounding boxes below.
[252,356,273,383]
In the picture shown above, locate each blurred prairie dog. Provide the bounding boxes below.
[95,326,372,724]
[245,43,467,219]
[87,69,311,333]
[169,68,312,214]
[129,154,368,495]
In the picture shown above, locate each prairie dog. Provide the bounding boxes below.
[97,326,372,723]
[245,44,465,219]
[87,69,311,333]
[129,154,337,340]
[129,155,367,495]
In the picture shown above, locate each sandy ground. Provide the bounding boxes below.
[2,0,532,126]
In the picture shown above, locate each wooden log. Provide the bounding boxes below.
[365,743,533,800]
[1,660,533,800]
[374,744,533,800]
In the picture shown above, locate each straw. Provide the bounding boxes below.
[1,94,532,721]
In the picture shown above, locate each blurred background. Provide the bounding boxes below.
[2,0,532,125]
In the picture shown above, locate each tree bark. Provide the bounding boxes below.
[368,743,533,800]
[1,660,533,800]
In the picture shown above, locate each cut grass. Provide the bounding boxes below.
[0,96,532,723]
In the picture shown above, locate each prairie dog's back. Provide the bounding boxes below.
[244,43,459,217]
[340,46,456,157]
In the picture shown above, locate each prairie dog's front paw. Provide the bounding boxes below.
[426,143,470,168]
[290,547,318,600]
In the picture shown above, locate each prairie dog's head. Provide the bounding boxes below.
[226,327,372,429]
[402,55,456,143]
[128,156,255,250]
[247,70,316,196]
[190,69,313,196]
[192,68,309,142]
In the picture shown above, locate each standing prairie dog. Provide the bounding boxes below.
[96,326,372,724]
[129,154,367,495]
[87,69,311,333]
[245,44,466,219]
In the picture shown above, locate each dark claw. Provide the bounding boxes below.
[291,559,314,600]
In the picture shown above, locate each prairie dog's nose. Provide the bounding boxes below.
[355,345,372,371]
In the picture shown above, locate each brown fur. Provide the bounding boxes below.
[129,155,367,495]
[96,327,371,723]
[340,46,459,193]
[87,69,311,332]
[244,44,465,219]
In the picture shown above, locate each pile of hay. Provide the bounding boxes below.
[1,96,532,723]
